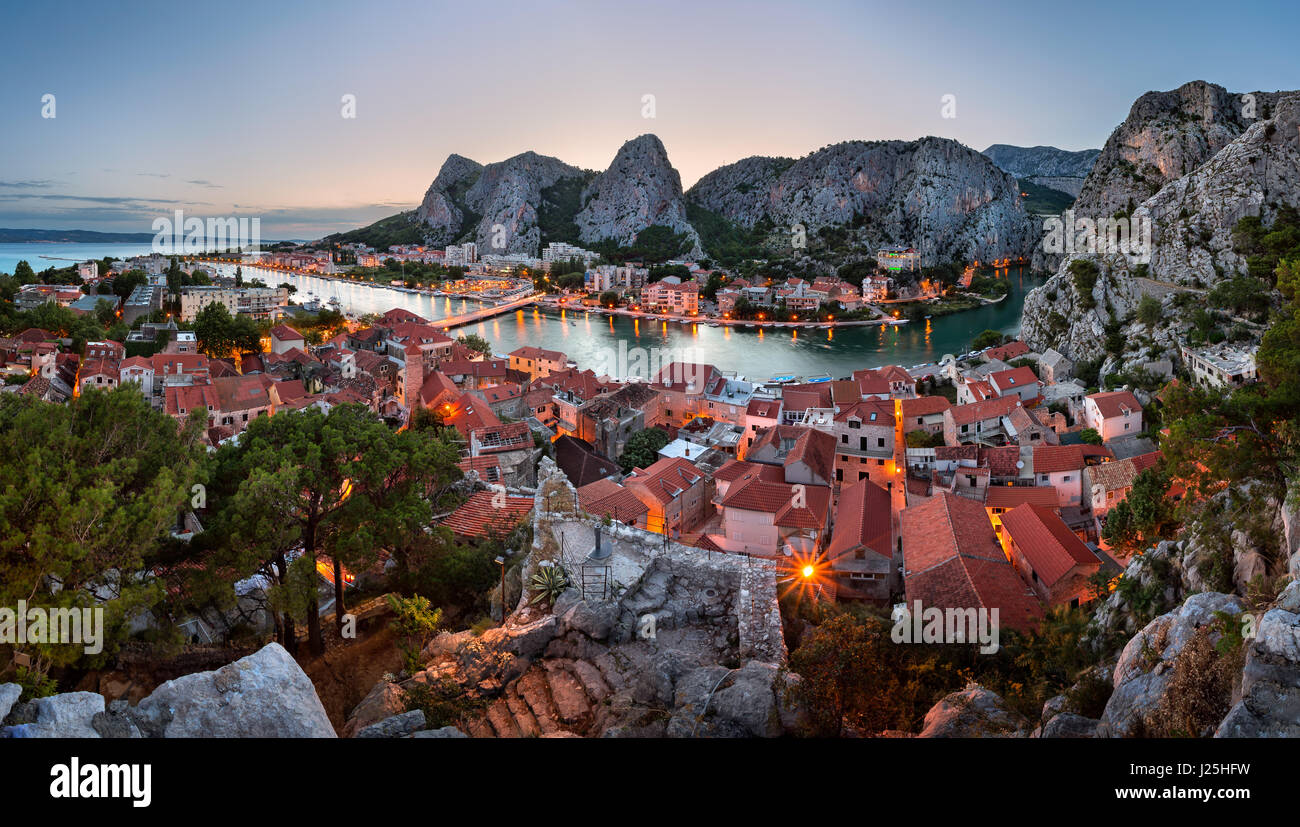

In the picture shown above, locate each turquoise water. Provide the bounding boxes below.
[5,246,1042,378]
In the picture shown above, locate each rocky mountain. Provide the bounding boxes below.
[415,151,589,256]
[1020,89,1300,374]
[1074,80,1295,220]
[574,134,702,257]
[686,137,1037,267]
[982,144,1100,197]
[403,133,1040,266]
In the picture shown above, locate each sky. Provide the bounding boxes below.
[1,0,1297,239]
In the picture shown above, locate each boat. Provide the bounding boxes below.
[767,375,797,385]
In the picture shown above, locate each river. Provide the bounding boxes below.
[224,262,1044,379]
[1,245,1042,379]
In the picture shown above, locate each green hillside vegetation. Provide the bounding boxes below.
[1018,178,1075,214]
[322,211,426,248]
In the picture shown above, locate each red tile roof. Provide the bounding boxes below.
[900,493,1043,631]
[577,479,649,523]
[1000,503,1099,587]
[947,395,1021,426]
[1032,444,1087,474]
[827,479,892,561]
[989,366,1039,394]
[983,485,1059,509]
[901,396,951,418]
[980,445,1023,478]
[721,476,831,530]
[1088,390,1142,419]
[270,324,303,342]
[438,490,533,538]
[985,341,1030,362]
[746,398,781,419]
[627,456,704,504]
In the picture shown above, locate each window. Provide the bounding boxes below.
[1040,474,1048,483]
[859,437,867,451]
[877,437,885,448]
[1063,475,1071,482]
[841,434,848,444]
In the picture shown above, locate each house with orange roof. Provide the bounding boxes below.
[269,324,305,355]
[1029,444,1093,508]
[747,425,836,488]
[900,395,951,436]
[851,365,916,399]
[998,503,1102,607]
[826,479,895,601]
[740,397,782,457]
[508,346,569,382]
[984,485,1061,532]
[900,492,1043,632]
[576,478,650,530]
[1082,390,1143,442]
[942,395,1022,446]
[624,456,711,536]
[711,474,831,558]
[988,366,1041,405]
[829,398,896,488]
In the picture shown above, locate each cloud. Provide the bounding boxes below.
[136,172,170,178]
[185,179,223,188]
[0,179,55,189]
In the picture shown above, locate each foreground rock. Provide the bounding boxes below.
[918,685,1031,738]
[129,643,335,737]
[4,643,335,738]
[1216,582,1300,737]
[1097,592,1245,738]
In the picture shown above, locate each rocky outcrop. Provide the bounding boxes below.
[3,692,105,738]
[575,134,701,256]
[3,643,337,739]
[415,153,484,244]
[983,144,1100,199]
[1216,581,1300,736]
[1020,90,1300,371]
[0,684,20,723]
[1097,592,1245,737]
[416,151,587,256]
[128,642,335,738]
[688,137,1036,267]
[347,463,790,738]
[917,684,1031,737]
[1133,93,1300,288]
[1072,81,1294,222]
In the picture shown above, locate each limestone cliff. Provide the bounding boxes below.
[687,137,1037,267]
[574,134,702,257]
[1019,92,1300,377]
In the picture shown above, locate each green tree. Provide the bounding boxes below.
[13,260,36,283]
[205,405,462,654]
[1136,294,1163,327]
[456,333,492,356]
[617,426,671,472]
[1080,428,1103,445]
[0,387,206,669]
[972,329,1004,351]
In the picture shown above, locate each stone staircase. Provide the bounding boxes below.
[468,657,614,738]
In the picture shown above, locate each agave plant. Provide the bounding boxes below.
[529,564,571,605]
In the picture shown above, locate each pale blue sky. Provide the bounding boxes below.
[2,0,1296,237]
